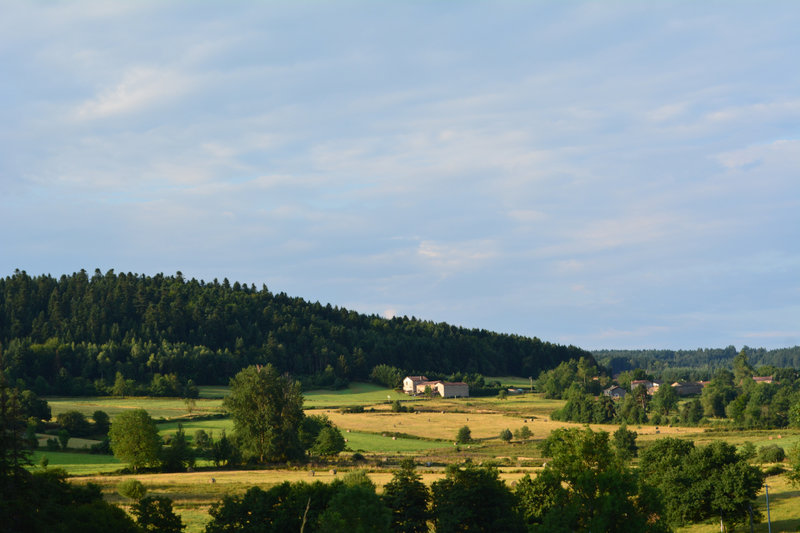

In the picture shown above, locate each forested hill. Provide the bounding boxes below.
[0,270,591,392]
[595,346,800,380]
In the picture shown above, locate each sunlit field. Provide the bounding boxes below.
[30,450,122,475]
[47,395,224,419]
[303,382,411,408]
[39,381,800,533]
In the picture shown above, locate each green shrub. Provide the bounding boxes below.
[513,426,532,440]
[757,444,785,463]
[118,479,147,500]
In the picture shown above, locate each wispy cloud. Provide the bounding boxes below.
[75,67,193,119]
[2,1,799,349]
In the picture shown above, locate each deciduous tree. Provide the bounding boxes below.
[109,409,161,471]
[431,463,523,533]
[223,364,304,463]
[132,496,185,533]
[382,459,430,533]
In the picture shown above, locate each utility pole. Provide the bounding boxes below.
[766,484,772,533]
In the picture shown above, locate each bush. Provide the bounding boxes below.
[456,426,472,444]
[499,429,512,442]
[513,426,532,440]
[118,479,147,500]
[757,444,785,463]
[340,405,365,414]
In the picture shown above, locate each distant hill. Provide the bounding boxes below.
[0,269,592,393]
[594,346,800,380]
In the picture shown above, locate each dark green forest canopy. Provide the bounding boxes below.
[596,346,800,381]
[0,269,591,389]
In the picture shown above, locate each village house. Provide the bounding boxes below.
[671,381,703,396]
[403,375,429,395]
[629,379,652,390]
[435,381,469,398]
[603,385,626,399]
[406,376,469,398]
[630,379,662,396]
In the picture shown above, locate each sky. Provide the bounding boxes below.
[1,1,799,351]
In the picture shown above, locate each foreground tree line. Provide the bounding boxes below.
[0,269,591,395]
[6,366,800,532]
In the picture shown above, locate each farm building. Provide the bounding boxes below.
[435,381,469,398]
[603,385,626,399]
[403,376,429,395]
[407,377,469,398]
[630,380,662,396]
[671,382,703,396]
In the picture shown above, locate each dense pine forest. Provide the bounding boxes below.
[0,269,590,395]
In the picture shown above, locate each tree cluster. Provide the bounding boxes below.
[639,438,765,529]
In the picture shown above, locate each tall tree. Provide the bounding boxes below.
[224,364,305,462]
[651,384,679,416]
[382,459,430,533]
[109,409,162,472]
[431,463,523,533]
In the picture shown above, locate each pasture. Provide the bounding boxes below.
[47,395,224,420]
[31,450,121,475]
[42,381,800,532]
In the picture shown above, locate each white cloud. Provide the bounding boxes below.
[716,139,800,170]
[75,67,193,119]
[417,240,498,273]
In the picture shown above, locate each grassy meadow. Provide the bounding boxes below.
[39,382,800,532]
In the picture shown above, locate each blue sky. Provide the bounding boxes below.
[1,1,798,350]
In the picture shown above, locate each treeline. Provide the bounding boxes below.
[543,351,800,430]
[0,269,591,394]
[595,345,800,381]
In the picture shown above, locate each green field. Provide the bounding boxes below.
[158,418,234,439]
[31,450,122,475]
[303,382,411,408]
[37,380,800,533]
[197,386,229,399]
[47,396,224,420]
[344,430,452,453]
[487,376,535,389]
